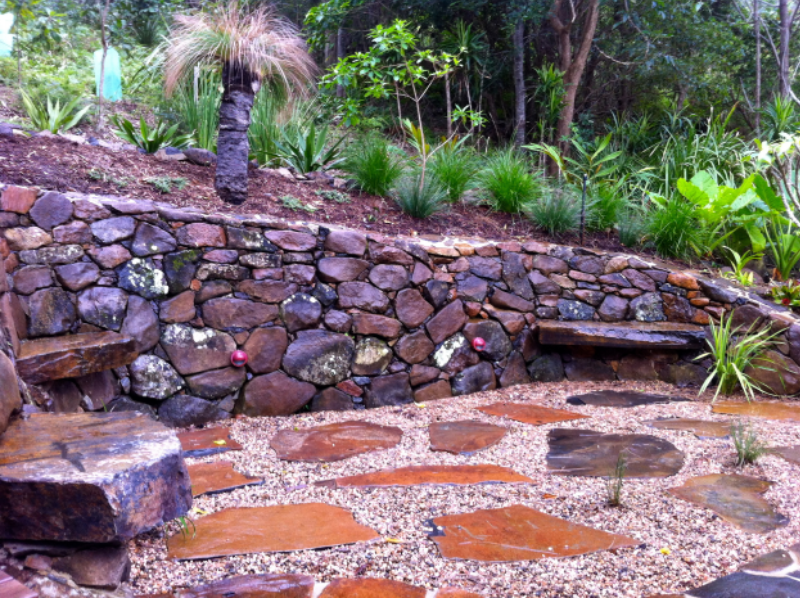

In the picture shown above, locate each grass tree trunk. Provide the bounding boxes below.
[216,62,256,205]
[513,20,526,146]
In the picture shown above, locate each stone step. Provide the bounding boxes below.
[538,320,705,349]
[0,412,191,543]
[15,332,138,384]
[0,571,37,598]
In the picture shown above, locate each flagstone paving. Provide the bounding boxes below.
[166,504,379,560]
[127,381,800,598]
[566,390,689,408]
[316,464,532,488]
[186,461,263,497]
[712,401,800,422]
[475,402,588,425]
[771,445,800,465]
[646,542,800,597]
[178,427,243,458]
[644,418,732,438]
[668,474,790,534]
[546,428,685,477]
[428,504,638,562]
[428,420,507,455]
[269,421,403,462]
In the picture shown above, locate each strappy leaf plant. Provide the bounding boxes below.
[20,90,90,133]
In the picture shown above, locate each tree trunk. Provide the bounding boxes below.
[551,0,600,153]
[97,0,111,132]
[755,0,762,134]
[779,0,790,97]
[336,27,346,98]
[216,62,256,205]
[513,19,526,146]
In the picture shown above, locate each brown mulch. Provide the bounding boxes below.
[1,134,650,253]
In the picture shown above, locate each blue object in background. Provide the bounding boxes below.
[0,13,14,58]
[93,47,122,101]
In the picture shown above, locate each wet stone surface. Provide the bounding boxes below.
[316,464,532,488]
[166,503,379,560]
[318,579,426,598]
[770,445,800,465]
[476,402,589,426]
[177,574,314,598]
[428,504,637,562]
[546,428,685,478]
[712,401,800,422]
[270,421,403,462]
[644,418,732,438]
[668,474,789,534]
[187,461,264,497]
[428,420,508,455]
[177,427,243,458]
[566,390,688,408]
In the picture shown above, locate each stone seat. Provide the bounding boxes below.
[538,320,705,350]
[15,331,137,384]
[0,412,191,543]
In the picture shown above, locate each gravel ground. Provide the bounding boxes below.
[129,381,800,598]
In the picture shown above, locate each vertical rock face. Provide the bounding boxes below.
[0,352,22,434]
[0,412,192,543]
[5,185,800,420]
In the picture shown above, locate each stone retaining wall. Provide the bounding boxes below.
[2,184,799,427]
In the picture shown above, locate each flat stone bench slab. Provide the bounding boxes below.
[538,320,705,349]
[0,412,192,543]
[16,332,138,384]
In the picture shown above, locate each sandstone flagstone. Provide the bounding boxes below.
[476,402,588,426]
[317,464,531,488]
[645,418,732,438]
[712,401,800,422]
[770,445,800,465]
[667,474,789,534]
[270,421,402,462]
[567,390,688,408]
[318,579,425,598]
[178,427,243,458]
[0,412,191,543]
[429,421,507,455]
[166,503,378,560]
[187,461,263,497]
[538,320,704,349]
[645,543,800,598]
[429,504,637,562]
[0,571,37,598]
[546,428,684,477]
[177,574,314,598]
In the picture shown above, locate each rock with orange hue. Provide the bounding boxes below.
[429,504,637,562]
[167,503,378,560]
[271,421,402,462]
[0,185,37,213]
[178,574,314,598]
[666,271,700,290]
[187,461,263,497]
[476,403,588,426]
[178,427,243,458]
[429,421,507,455]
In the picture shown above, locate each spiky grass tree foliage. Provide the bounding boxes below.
[164,3,316,204]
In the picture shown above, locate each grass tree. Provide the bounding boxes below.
[164,3,316,205]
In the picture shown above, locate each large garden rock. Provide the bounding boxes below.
[117,258,169,299]
[451,362,496,396]
[282,330,354,385]
[352,337,392,376]
[317,257,370,283]
[337,282,389,312]
[395,289,434,328]
[77,287,128,331]
[163,249,202,294]
[91,217,136,244]
[29,191,73,230]
[528,354,564,382]
[0,412,191,542]
[132,223,177,256]
[158,395,227,428]
[27,287,76,336]
[395,330,435,364]
[161,324,237,376]
[242,327,288,374]
[55,262,100,291]
[746,350,800,395]
[432,333,480,375]
[324,230,366,256]
[631,292,666,322]
[426,299,467,344]
[368,264,408,291]
[0,352,21,435]
[238,371,316,416]
[279,293,322,332]
[202,297,277,330]
[463,320,512,361]
[130,355,184,400]
[364,373,414,408]
[186,367,246,399]
[120,296,160,353]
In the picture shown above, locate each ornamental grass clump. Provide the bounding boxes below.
[731,421,766,467]
[479,148,541,213]
[697,312,777,402]
[164,2,316,204]
[342,133,405,196]
[394,171,448,219]
[526,186,581,235]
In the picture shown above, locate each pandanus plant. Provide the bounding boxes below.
[164,3,316,204]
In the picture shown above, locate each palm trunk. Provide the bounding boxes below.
[513,19,526,146]
[755,0,762,134]
[216,62,256,205]
[780,0,790,98]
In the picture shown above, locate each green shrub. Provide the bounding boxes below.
[618,208,647,247]
[394,172,448,219]
[430,143,478,202]
[112,116,193,153]
[479,149,541,213]
[646,197,706,260]
[526,187,581,235]
[765,219,800,282]
[341,134,405,196]
[170,70,221,152]
[274,122,346,174]
[731,422,766,466]
[20,90,90,134]
[697,312,776,402]
[605,452,626,507]
[586,182,631,232]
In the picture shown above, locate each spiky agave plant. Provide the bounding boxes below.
[164,3,316,204]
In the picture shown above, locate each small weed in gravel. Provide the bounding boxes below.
[731,421,766,466]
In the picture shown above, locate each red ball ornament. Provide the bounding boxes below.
[472,337,486,352]
[231,350,248,368]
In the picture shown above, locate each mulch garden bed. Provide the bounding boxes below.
[1,134,647,252]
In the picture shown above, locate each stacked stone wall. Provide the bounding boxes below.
[2,184,799,426]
